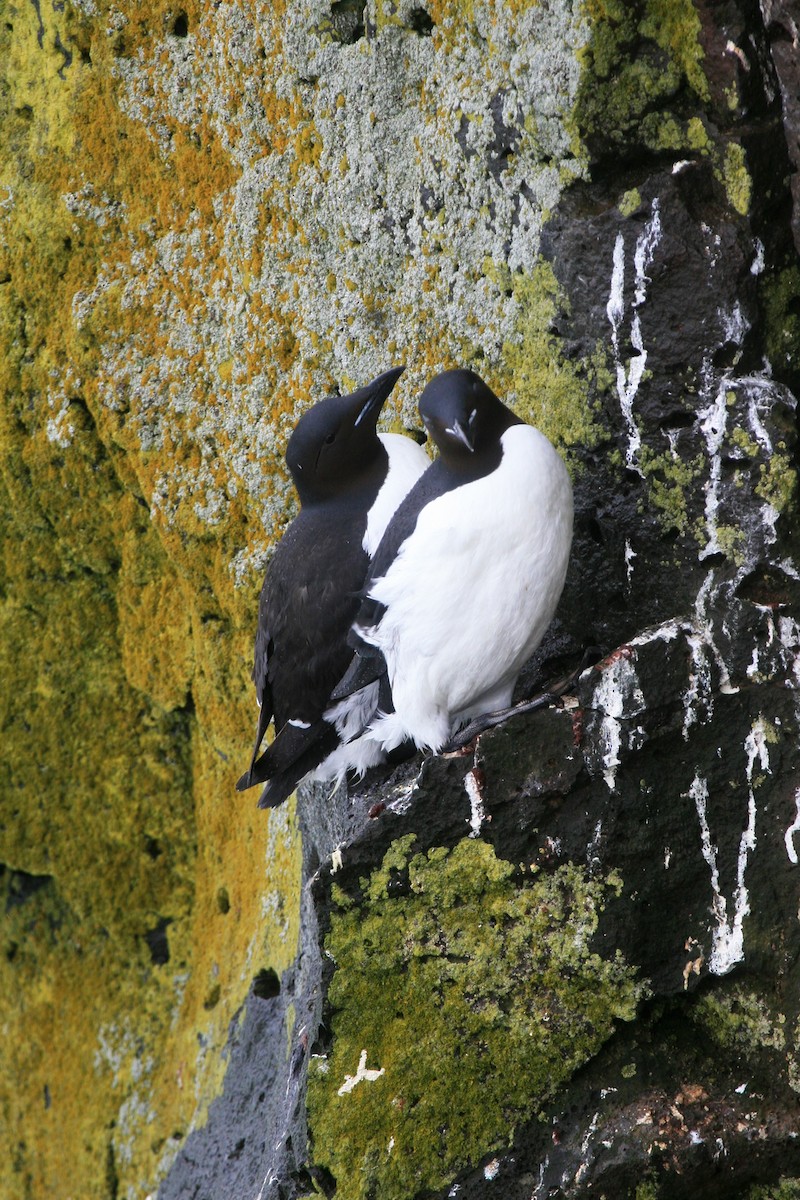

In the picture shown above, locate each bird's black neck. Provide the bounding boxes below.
[294,439,389,512]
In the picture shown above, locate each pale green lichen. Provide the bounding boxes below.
[723,81,741,112]
[619,187,643,217]
[638,444,705,537]
[730,427,760,458]
[686,114,710,150]
[756,450,798,513]
[712,523,747,566]
[308,836,645,1199]
[502,260,610,459]
[721,141,752,217]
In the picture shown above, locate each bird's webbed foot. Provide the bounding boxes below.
[441,647,602,754]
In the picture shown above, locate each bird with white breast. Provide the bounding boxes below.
[330,367,574,755]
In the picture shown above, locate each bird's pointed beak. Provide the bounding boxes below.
[354,365,405,427]
[446,420,475,452]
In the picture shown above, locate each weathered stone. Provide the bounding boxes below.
[2,0,800,1198]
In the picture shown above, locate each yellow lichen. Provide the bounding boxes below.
[0,1,301,1195]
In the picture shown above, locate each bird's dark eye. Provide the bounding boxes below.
[324,432,336,445]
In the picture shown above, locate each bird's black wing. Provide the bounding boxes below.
[238,508,371,793]
[239,713,329,792]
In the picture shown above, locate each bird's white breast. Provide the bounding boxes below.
[368,425,573,747]
[363,433,430,556]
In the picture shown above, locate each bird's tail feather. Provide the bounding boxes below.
[256,722,342,808]
[237,716,329,791]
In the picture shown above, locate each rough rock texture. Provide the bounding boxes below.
[2,0,800,1198]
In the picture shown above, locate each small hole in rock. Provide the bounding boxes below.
[204,983,221,1010]
[172,12,189,37]
[329,0,365,44]
[253,967,280,999]
[712,340,742,370]
[583,516,604,545]
[409,6,433,34]
[659,410,696,431]
[737,565,793,607]
[144,917,172,966]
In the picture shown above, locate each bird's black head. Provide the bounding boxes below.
[419,368,522,465]
[286,366,404,505]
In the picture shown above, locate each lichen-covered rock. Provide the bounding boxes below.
[309,837,643,1198]
[1,0,799,1198]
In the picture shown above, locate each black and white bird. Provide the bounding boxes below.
[236,366,429,807]
[330,367,574,753]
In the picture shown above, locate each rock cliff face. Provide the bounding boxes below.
[1,1,799,1197]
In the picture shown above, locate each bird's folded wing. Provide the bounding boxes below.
[328,644,387,702]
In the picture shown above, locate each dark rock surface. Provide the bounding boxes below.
[761,0,800,252]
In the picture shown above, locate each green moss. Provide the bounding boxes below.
[639,0,708,98]
[691,983,786,1056]
[635,1182,659,1200]
[640,112,685,152]
[308,837,645,1199]
[745,1180,800,1199]
[502,261,609,459]
[572,0,709,156]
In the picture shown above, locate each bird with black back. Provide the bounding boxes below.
[236,366,429,807]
